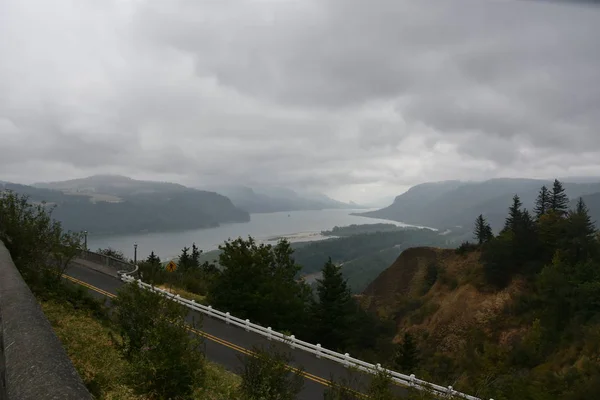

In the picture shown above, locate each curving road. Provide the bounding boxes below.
[64,262,409,400]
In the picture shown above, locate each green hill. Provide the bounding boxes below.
[1,177,249,235]
[358,177,600,231]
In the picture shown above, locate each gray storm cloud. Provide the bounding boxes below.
[1,0,599,203]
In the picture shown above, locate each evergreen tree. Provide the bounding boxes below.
[503,195,523,232]
[537,211,568,265]
[191,242,201,269]
[481,231,514,288]
[534,185,551,219]
[142,251,163,284]
[573,197,596,237]
[474,214,493,245]
[394,332,420,373]
[209,237,311,334]
[179,246,192,271]
[564,198,597,263]
[519,209,536,235]
[512,208,540,271]
[550,179,569,216]
[311,258,356,351]
[146,251,161,266]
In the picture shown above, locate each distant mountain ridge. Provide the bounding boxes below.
[34,174,190,196]
[358,177,600,231]
[204,184,364,213]
[3,175,249,235]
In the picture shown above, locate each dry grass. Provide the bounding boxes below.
[156,284,207,304]
[41,299,240,399]
[195,364,242,400]
[41,300,138,400]
[364,247,526,355]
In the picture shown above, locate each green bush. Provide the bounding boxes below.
[0,191,82,282]
[238,345,304,400]
[455,241,479,256]
[112,282,205,399]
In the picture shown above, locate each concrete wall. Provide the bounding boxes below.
[0,241,92,400]
[80,249,135,274]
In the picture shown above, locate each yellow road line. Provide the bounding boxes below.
[63,274,367,394]
[187,326,335,387]
[63,274,116,298]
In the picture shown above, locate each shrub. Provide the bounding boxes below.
[0,191,82,282]
[455,241,479,256]
[238,345,304,400]
[112,282,205,399]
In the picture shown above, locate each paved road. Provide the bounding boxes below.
[64,263,409,400]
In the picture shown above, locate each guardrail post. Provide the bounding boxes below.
[316,344,322,359]
[344,353,350,367]
[376,363,381,372]
[208,305,213,317]
[225,312,231,324]
[267,327,272,340]
[448,386,455,396]
[290,335,296,349]
[409,374,415,387]
[245,319,250,332]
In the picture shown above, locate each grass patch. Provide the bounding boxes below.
[40,300,136,399]
[156,284,207,304]
[40,299,240,399]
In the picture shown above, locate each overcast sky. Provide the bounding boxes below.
[1,0,599,204]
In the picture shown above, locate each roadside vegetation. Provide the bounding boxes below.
[5,177,599,399]
[0,190,308,399]
[360,179,600,399]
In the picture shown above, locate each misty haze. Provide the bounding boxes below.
[2,1,600,400]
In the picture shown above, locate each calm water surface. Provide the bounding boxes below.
[87,209,412,260]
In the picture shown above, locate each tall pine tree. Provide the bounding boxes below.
[394,332,420,373]
[311,258,356,351]
[147,251,161,266]
[474,214,493,245]
[503,194,523,232]
[534,185,551,219]
[565,198,597,263]
[550,179,569,217]
[179,246,192,271]
[143,251,162,284]
[573,197,596,236]
[191,243,201,269]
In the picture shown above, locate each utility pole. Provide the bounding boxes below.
[83,230,88,251]
[134,242,140,279]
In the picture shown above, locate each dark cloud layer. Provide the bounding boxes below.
[1,0,599,202]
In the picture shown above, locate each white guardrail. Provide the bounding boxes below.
[119,275,490,400]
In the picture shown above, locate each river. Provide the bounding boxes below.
[87,209,412,260]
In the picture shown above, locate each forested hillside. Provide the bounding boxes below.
[1,177,250,235]
[361,179,600,399]
[293,227,452,292]
[196,225,456,293]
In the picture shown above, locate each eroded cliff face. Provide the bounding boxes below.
[360,247,525,353]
